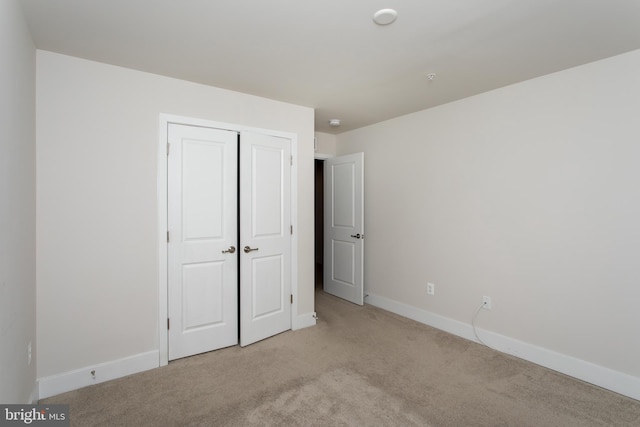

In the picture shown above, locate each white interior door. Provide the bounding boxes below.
[324,153,364,305]
[168,124,238,360]
[240,132,292,346]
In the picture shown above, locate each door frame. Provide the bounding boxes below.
[157,113,298,366]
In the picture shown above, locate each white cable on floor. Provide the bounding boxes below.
[471,302,490,348]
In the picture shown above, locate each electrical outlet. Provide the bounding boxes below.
[27,341,32,365]
[427,282,435,295]
[482,296,492,310]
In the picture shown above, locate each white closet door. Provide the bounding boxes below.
[239,132,292,346]
[168,124,238,360]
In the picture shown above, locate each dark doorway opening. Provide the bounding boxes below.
[314,159,324,290]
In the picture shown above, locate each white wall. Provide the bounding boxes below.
[36,52,314,382]
[314,132,337,157]
[0,0,37,403]
[337,50,640,397]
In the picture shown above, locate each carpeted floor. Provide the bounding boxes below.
[41,290,640,426]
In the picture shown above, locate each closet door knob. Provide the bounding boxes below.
[222,246,236,254]
[244,246,259,253]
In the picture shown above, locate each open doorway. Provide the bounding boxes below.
[315,153,365,305]
[314,159,324,290]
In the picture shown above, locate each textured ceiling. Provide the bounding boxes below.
[21,0,640,133]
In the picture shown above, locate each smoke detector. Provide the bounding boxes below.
[373,9,398,25]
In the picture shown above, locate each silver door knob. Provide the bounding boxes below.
[244,246,259,253]
[350,233,361,239]
[222,246,236,254]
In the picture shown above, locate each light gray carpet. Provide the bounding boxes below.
[41,290,640,426]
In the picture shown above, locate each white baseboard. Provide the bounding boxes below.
[365,292,640,402]
[38,350,159,399]
[293,312,317,330]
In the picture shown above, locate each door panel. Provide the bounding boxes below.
[332,240,355,285]
[324,153,364,305]
[182,140,226,239]
[182,262,224,330]
[252,255,284,318]
[254,147,284,236]
[333,163,355,227]
[240,132,292,346]
[168,124,238,360]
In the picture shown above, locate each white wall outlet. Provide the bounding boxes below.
[27,341,32,365]
[427,282,435,295]
[482,296,492,310]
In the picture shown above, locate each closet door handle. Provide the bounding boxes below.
[222,246,236,254]
[244,246,259,253]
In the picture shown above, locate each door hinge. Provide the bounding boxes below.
[167,231,170,243]
[166,143,170,156]
[290,225,293,235]
[290,155,293,166]
[167,318,170,330]
[290,294,293,304]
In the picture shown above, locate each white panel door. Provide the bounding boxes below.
[240,132,292,346]
[168,124,238,360]
[324,153,364,305]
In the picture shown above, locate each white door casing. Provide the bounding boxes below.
[324,153,364,305]
[240,131,292,346]
[167,124,238,360]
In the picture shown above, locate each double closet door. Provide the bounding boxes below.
[167,123,291,360]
